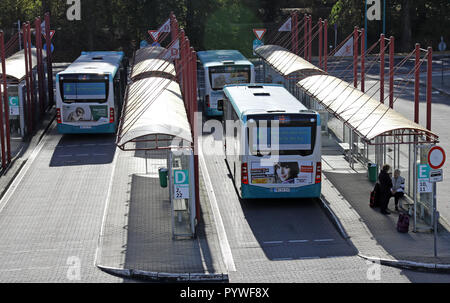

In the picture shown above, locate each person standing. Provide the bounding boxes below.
[391,169,405,211]
[378,164,393,215]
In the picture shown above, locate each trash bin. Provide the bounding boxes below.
[368,163,378,182]
[158,168,168,188]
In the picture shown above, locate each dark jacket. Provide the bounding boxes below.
[378,170,393,205]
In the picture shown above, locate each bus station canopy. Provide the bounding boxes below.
[117,77,192,150]
[0,48,42,82]
[297,74,439,144]
[131,46,176,81]
[254,45,325,79]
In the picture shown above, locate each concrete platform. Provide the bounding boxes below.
[95,147,227,282]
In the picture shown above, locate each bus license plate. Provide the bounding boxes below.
[274,188,290,193]
[80,126,92,129]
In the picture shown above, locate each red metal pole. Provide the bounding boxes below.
[426,47,432,131]
[1,31,11,163]
[45,13,54,108]
[414,43,420,123]
[308,16,312,62]
[319,18,323,69]
[353,27,358,88]
[22,23,31,135]
[27,22,34,132]
[35,18,44,115]
[294,13,299,55]
[0,31,8,168]
[361,28,365,92]
[380,34,385,103]
[389,36,395,108]
[304,15,308,59]
[324,19,328,72]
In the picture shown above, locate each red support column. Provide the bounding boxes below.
[304,15,308,59]
[0,31,8,168]
[22,24,31,135]
[1,32,11,163]
[27,22,34,132]
[414,43,420,123]
[308,16,312,62]
[426,47,432,131]
[318,18,323,69]
[45,13,54,107]
[389,36,395,108]
[361,28,365,92]
[380,34,385,103]
[324,19,328,72]
[35,18,45,115]
[353,27,358,88]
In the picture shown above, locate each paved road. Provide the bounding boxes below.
[0,124,121,282]
[199,128,450,282]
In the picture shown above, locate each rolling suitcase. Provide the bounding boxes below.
[397,213,409,233]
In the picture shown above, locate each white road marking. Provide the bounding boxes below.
[94,145,120,267]
[313,239,335,242]
[263,241,283,245]
[199,143,236,272]
[288,240,309,243]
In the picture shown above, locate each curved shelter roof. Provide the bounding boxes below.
[254,45,325,79]
[0,48,42,82]
[117,77,192,150]
[297,74,439,143]
[131,46,176,81]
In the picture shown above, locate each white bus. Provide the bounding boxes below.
[55,51,127,134]
[223,84,322,199]
[197,50,255,117]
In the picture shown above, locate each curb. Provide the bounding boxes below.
[359,254,450,273]
[97,265,229,282]
[319,194,350,240]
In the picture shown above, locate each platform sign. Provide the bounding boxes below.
[174,169,189,199]
[417,164,432,193]
[8,96,19,116]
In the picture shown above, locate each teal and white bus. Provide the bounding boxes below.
[55,51,128,134]
[223,84,322,199]
[197,50,255,117]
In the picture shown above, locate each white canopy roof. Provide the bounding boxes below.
[117,77,192,150]
[255,45,324,78]
[131,46,176,80]
[0,48,43,82]
[297,74,438,142]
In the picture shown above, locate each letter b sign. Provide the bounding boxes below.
[367,0,381,21]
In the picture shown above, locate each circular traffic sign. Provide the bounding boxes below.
[428,146,446,169]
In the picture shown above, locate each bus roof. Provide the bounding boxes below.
[197,50,253,68]
[223,84,310,119]
[59,51,124,77]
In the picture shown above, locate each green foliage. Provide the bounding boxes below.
[0,0,448,61]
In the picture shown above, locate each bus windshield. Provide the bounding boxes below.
[60,74,109,103]
[209,65,251,90]
[248,114,317,156]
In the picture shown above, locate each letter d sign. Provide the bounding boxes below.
[367,0,381,21]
